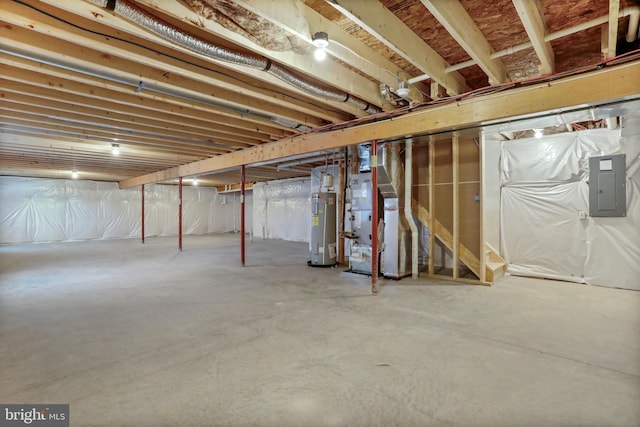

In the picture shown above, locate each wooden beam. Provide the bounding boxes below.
[1,102,259,148]
[53,0,383,110]
[36,0,374,117]
[1,24,324,128]
[118,61,640,188]
[607,0,621,59]
[0,132,202,162]
[512,0,554,74]
[0,117,226,156]
[328,0,469,95]
[1,91,269,142]
[2,0,351,124]
[0,75,286,139]
[232,0,405,94]
[421,0,508,84]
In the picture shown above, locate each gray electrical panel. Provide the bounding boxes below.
[589,154,626,217]
[309,192,337,266]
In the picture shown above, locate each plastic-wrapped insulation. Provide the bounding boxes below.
[96,0,382,115]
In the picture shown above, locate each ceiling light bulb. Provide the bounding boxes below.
[112,143,120,155]
[71,171,78,179]
[397,81,410,98]
[312,31,329,48]
[193,178,198,186]
[314,47,327,61]
[534,129,543,138]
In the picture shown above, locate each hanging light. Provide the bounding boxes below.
[312,31,329,61]
[396,80,410,98]
[111,143,120,155]
[534,128,543,138]
[71,170,79,179]
[192,177,199,186]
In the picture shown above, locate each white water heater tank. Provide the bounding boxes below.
[309,192,337,266]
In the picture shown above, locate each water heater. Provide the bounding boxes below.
[309,192,337,266]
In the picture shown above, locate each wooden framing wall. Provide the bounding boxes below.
[412,131,487,284]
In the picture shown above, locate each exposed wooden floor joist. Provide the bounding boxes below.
[119,60,640,188]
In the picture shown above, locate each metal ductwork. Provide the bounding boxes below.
[376,143,412,278]
[86,0,382,116]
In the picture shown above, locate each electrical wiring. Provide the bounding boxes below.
[302,47,640,136]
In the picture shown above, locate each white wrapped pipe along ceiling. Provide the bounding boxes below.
[87,0,382,115]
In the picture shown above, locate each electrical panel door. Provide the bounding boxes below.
[589,154,626,217]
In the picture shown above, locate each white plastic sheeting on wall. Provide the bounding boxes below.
[499,128,640,290]
[209,191,253,234]
[0,177,247,245]
[252,178,311,242]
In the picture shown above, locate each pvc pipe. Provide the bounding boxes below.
[141,184,145,244]
[404,139,419,279]
[241,165,246,266]
[371,141,379,294]
[179,176,183,252]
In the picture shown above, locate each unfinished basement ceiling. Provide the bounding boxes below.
[1,0,639,186]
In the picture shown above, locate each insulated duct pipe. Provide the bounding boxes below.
[404,139,419,279]
[86,0,381,115]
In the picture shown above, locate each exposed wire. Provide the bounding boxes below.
[301,47,640,136]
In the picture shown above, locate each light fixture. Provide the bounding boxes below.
[71,170,79,179]
[312,31,329,61]
[111,143,120,155]
[396,80,410,98]
[314,48,327,61]
[192,177,199,186]
[534,128,543,138]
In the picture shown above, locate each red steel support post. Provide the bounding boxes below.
[241,165,246,266]
[179,177,183,252]
[371,141,378,294]
[141,184,145,244]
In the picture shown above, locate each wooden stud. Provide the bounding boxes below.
[479,133,487,283]
[428,137,435,276]
[452,134,459,279]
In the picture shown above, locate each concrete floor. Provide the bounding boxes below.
[1,234,639,427]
